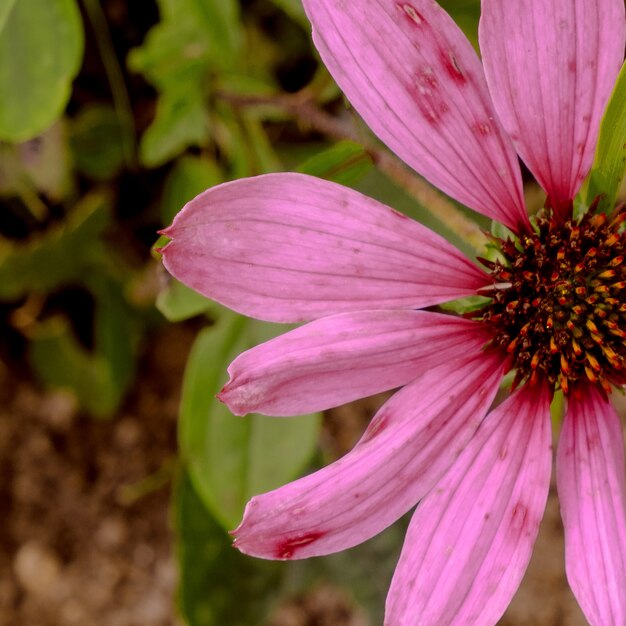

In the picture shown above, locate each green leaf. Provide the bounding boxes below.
[0,0,16,32]
[128,0,241,166]
[0,0,84,141]
[193,0,240,66]
[156,278,213,322]
[582,61,626,212]
[0,193,109,301]
[138,90,210,168]
[129,0,240,86]
[297,141,373,186]
[175,471,281,626]
[179,314,321,530]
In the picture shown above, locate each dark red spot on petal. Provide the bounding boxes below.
[441,50,467,84]
[409,69,449,125]
[398,3,425,27]
[275,531,326,559]
[510,502,529,533]
[473,121,492,136]
[418,67,438,89]
[417,103,439,124]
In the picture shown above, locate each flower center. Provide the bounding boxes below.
[476,207,626,395]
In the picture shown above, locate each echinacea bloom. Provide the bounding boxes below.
[160,0,626,624]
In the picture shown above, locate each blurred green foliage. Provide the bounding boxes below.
[583,60,626,213]
[175,471,283,626]
[2,0,626,624]
[179,313,321,531]
[0,0,83,141]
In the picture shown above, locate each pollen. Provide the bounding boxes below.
[474,205,626,394]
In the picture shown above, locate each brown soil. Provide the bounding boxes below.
[0,324,190,626]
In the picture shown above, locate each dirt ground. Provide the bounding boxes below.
[0,320,611,626]
[0,324,186,626]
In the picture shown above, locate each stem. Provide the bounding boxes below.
[81,0,138,170]
[16,179,48,221]
[219,90,488,254]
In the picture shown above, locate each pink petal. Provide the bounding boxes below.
[480,0,625,210]
[161,173,489,323]
[220,310,492,416]
[556,388,626,626]
[301,0,528,232]
[386,383,552,626]
[232,351,505,559]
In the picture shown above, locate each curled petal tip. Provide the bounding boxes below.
[215,378,263,417]
[217,384,248,416]
[157,226,174,237]
[216,379,232,399]
[154,236,174,256]
[231,537,246,554]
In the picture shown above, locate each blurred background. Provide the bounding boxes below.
[0,0,607,624]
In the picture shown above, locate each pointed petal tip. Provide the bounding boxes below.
[230,536,249,555]
[217,386,248,417]
[216,382,232,404]
[157,226,174,237]
[154,237,174,257]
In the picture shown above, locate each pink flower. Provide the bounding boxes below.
[160,1,626,624]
